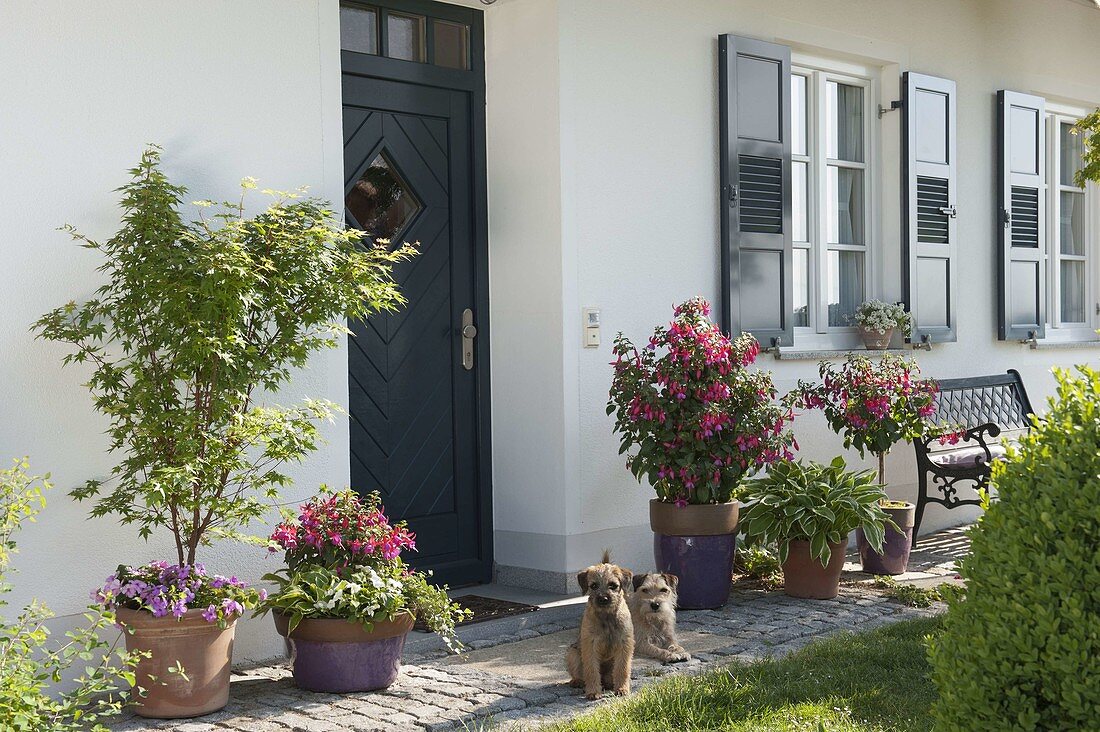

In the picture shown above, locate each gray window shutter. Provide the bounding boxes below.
[997,90,1047,341]
[719,34,792,346]
[903,73,958,344]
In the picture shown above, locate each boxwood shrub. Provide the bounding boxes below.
[929,367,1100,730]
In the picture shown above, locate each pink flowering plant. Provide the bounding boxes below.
[257,490,468,649]
[94,561,264,629]
[794,353,941,485]
[608,297,796,505]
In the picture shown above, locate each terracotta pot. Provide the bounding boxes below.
[858,326,894,350]
[781,539,848,599]
[117,607,235,719]
[858,503,916,575]
[650,500,740,610]
[274,612,415,693]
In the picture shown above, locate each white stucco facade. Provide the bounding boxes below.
[2,0,1099,664]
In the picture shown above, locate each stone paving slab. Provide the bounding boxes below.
[111,527,967,732]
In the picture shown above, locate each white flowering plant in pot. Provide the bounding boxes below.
[852,300,912,336]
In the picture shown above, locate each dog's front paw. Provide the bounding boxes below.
[584,690,603,701]
[614,686,631,696]
[670,651,691,663]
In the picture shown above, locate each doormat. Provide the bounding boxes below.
[414,594,540,632]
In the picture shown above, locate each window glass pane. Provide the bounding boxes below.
[1061,260,1086,323]
[827,250,865,327]
[826,166,864,245]
[387,12,425,62]
[793,248,810,327]
[826,81,863,162]
[433,20,469,70]
[791,75,808,156]
[1060,191,1086,256]
[793,161,809,243]
[345,153,423,242]
[1061,122,1085,187]
[340,4,378,55]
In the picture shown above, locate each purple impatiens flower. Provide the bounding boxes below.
[94,562,258,623]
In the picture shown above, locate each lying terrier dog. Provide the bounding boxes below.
[629,573,691,663]
[566,550,634,699]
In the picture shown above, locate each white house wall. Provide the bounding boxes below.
[0,0,345,663]
[487,0,1100,590]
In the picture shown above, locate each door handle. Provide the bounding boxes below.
[461,308,477,371]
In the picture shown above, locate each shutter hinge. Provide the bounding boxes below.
[938,205,958,218]
[725,184,738,206]
[911,333,932,351]
[1001,208,1011,227]
[877,99,904,118]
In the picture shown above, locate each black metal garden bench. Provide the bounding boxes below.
[912,370,1035,547]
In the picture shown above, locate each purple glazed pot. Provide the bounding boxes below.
[654,534,738,610]
[274,612,414,693]
[857,503,916,575]
[649,500,740,610]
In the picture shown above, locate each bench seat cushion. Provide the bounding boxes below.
[930,443,1008,469]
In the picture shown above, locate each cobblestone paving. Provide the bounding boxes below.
[111,586,945,732]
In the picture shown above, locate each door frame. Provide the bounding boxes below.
[340,0,493,585]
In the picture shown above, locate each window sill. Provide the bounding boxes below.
[772,347,916,361]
[1028,339,1100,351]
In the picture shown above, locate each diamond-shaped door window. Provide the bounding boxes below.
[346,152,422,243]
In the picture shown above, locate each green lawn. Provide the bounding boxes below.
[541,615,942,732]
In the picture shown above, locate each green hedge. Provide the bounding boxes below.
[930,367,1100,730]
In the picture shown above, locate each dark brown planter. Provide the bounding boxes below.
[781,539,847,599]
[858,503,916,575]
[649,499,739,536]
[117,607,236,719]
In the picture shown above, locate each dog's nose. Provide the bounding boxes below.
[650,601,661,611]
[596,595,611,605]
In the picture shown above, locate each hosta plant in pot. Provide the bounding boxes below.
[258,490,467,693]
[33,148,412,718]
[851,300,911,350]
[795,353,940,575]
[740,458,892,599]
[608,297,796,609]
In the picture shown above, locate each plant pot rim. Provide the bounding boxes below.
[273,610,415,642]
[649,498,739,536]
[115,606,236,633]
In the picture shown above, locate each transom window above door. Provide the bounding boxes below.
[791,63,875,341]
[340,2,470,70]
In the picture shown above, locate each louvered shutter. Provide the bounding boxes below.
[902,73,958,344]
[719,34,793,346]
[997,91,1047,340]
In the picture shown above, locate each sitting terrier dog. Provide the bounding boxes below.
[629,573,691,663]
[566,550,634,699]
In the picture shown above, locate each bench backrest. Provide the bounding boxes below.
[927,369,1034,433]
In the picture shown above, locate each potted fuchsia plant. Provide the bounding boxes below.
[34,148,412,717]
[258,491,466,693]
[795,353,939,574]
[608,297,796,609]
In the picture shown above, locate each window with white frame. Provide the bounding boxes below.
[790,63,875,340]
[1047,109,1097,338]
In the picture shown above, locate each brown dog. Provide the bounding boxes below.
[566,550,634,699]
[629,573,691,663]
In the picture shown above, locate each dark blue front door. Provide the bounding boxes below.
[341,0,491,587]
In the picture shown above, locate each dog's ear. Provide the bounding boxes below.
[661,573,679,590]
[616,567,633,589]
[632,573,648,592]
[576,570,590,594]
